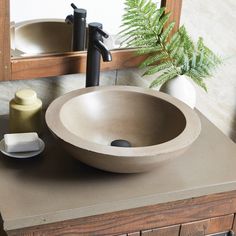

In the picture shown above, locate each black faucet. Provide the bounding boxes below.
[65,3,87,51]
[86,23,112,87]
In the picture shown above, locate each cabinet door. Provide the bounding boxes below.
[180,214,234,236]
[141,225,180,236]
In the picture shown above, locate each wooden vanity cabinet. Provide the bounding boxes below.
[120,215,235,236]
[5,190,236,236]
[179,215,234,236]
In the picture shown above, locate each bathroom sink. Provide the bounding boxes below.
[45,86,201,173]
[11,19,73,56]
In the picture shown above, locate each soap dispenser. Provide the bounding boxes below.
[9,89,42,133]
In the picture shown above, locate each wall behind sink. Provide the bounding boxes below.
[1,0,236,143]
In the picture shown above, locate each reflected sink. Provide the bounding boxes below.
[11,19,73,57]
[46,86,201,173]
[11,19,116,57]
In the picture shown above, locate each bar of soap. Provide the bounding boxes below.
[4,132,40,153]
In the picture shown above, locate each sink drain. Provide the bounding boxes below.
[110,139,131,148]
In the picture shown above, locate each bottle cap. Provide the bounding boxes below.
[14,89,37,105]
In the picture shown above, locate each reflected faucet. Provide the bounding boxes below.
[65,3,87,51]
[86,23,112,87]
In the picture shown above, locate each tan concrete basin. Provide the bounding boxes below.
[11,19,72,56]
[45,86,201,173]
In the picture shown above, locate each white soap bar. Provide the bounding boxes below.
[4,132,40,153]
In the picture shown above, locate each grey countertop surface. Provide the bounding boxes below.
[0,111,236,231]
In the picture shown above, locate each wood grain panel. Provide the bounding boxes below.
[180,215,234,236]
[11,49,148,80]
[0,0,11,81]
[161,0,183,35]
[6,191,236,236]
[142,225,180,236]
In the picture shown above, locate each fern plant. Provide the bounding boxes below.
[120,0,222,91]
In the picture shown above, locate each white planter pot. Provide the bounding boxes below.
[159,75,196,109]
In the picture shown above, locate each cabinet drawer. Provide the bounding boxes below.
[141,224,180,236]
[180,214,234,236]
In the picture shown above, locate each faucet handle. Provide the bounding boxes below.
[96,28,109,39]
[88,23,110,40]
[71,3,78,9]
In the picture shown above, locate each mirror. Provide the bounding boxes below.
[0,0,182,81]
[10,0,133,57]
[10,0,162,58]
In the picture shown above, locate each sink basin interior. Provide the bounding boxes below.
[60,90,186,147]
[12,20,72,55]
[46,86,201,173]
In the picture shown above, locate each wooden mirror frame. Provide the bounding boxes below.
[0,0,182,81]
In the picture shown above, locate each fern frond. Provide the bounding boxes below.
[198,38,222,66]
[178,26,195,58]
[137,45,163,55]
[186,69,208,91]
[156,12,172,35]
[139,52,169,68]
[191,52,197,68]
[166,31,181,51]
[160,22,175,43]
[123,36,156,48]
[182,54,190,72]
[149,69,178,88]
[152,7,165,27]
[120,0,222,91]
[143,62,174,76]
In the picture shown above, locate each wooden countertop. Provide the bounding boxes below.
[0,111,236,231]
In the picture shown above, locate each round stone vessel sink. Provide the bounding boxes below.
[11,19,72,56]
[46,86,201,173]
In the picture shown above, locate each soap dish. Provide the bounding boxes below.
[0,138,45,158]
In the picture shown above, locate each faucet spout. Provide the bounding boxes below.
[94,40,112,62]
[65,14,74,24]
[86,23,112,87]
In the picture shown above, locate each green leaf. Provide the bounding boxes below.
[139,52,168,68]
[186,69,208,91]
[191,51,197,68]
[152,7,165,27]
[137,45,163,55]
[182,54,190,73]
[143,62,174,75]
[160,22,175,43]
[166,31,181,51]
[149,69,178,88]
[156,12,171,35]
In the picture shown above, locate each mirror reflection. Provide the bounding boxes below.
[10,0,161,58]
